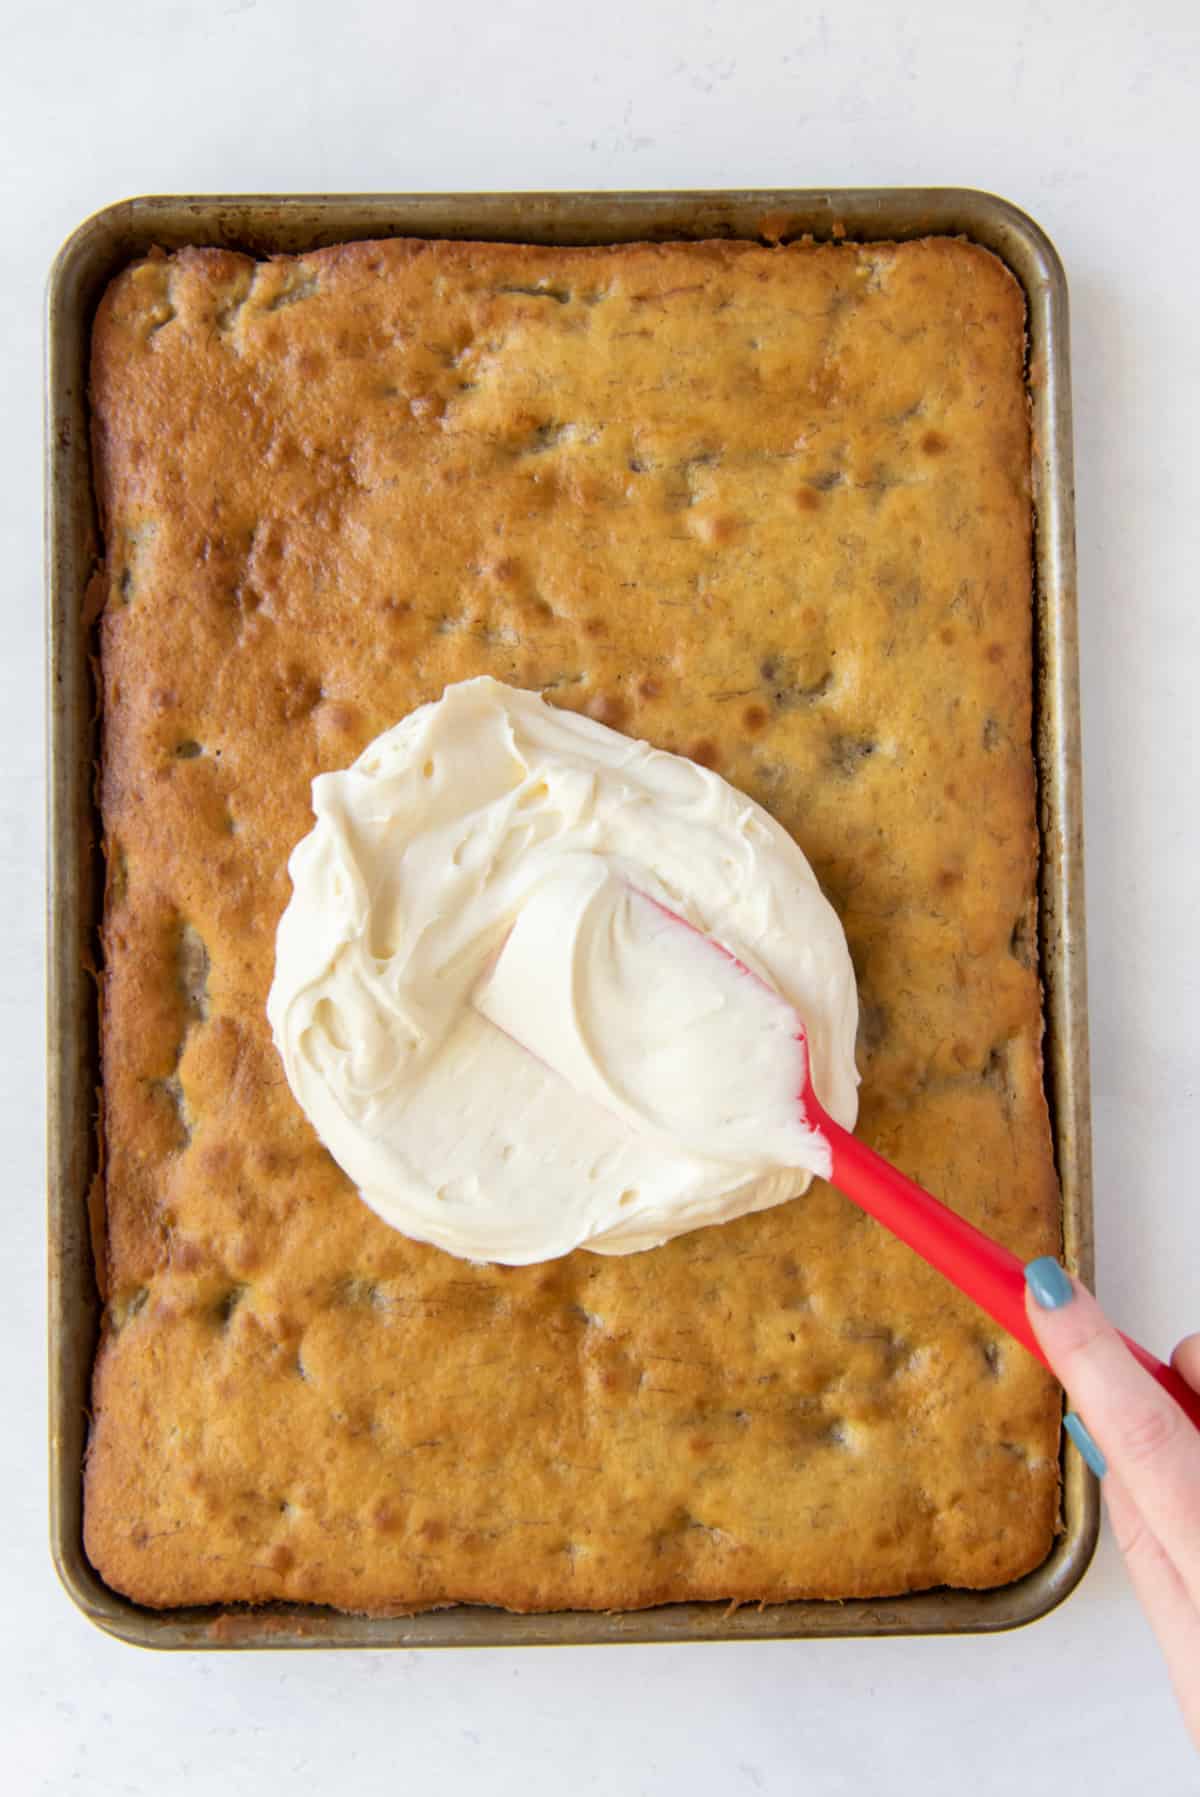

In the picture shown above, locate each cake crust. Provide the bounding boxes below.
[85,234,1060,1613]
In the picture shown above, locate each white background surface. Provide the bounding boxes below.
[4,0,1199,1790]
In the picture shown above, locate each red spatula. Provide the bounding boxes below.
[650,899,1200,1429]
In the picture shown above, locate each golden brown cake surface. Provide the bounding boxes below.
[85,234,1060,1613]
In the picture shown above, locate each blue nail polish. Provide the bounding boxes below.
[1065,1412,1107,1478]
[1025,1256,1073,1310]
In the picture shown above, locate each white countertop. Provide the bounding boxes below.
[5,0,1199,1789]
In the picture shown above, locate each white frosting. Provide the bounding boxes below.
[268,677,859,1265]
[474,863,833,1176]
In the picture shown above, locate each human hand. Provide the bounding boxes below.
[1025,1258,1200,1750]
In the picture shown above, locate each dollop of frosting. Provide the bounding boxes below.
[268,677,859,1265]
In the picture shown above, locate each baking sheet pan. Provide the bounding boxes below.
[46,188,1094,1648]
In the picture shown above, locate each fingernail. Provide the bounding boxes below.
[1065,1412,1107,1478]
[1024,1256,1074,1310]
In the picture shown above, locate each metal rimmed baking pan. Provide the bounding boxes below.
[47,188,1093,1648]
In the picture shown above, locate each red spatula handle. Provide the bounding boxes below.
[820,1114,1200,1431]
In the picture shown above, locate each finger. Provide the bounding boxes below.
[1171,1332,1200,1391]
[1105,1472,1192,1616]
[1104,1474,1200,1751]
[1023,1262,1200,1606]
